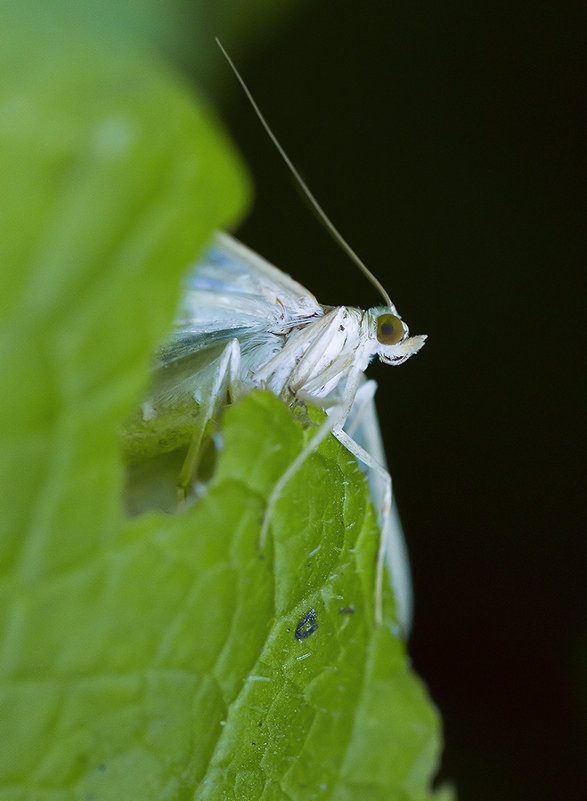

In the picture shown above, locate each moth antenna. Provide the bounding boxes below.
[216,38,392,307]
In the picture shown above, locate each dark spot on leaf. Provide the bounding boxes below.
[339,606,355,614]
[295,608,318,640]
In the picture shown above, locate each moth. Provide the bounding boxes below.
[124,44,426,632]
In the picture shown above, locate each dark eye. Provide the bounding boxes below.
[377,313,404,345]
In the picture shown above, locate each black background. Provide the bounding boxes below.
[213,2,585,799]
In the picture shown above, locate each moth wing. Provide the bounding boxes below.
[160,232,323,365]
[175,232,322,334]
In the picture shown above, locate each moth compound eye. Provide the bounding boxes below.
[377,313,404,345]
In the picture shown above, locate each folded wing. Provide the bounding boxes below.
[175,232,322,333]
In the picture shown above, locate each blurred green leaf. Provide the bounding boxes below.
[0,0,303,87]
[0,26,246,801]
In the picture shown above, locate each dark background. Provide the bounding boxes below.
[212,2,585,800]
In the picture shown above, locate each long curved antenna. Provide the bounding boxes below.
[216,38,392,307]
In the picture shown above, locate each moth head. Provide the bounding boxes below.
[370,307,427,365]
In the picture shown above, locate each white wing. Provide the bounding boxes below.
[160,233,324,366]
[175,232,322,333]
[146,233,324,431]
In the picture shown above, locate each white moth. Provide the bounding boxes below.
[126,43,427,632]
[161,233,425,630]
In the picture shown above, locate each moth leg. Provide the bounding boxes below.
[344,378,377,438]
[258,366,363,549]
[342,385,413,633]
[258,405,341,548]
[333,429,391,628]
[177,338,241,498]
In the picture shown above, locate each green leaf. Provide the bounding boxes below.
[0,30,248,560]
[186,391,449,801]
[0,24,450,801]
[0,0,302,89]
[0,27,246,801]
